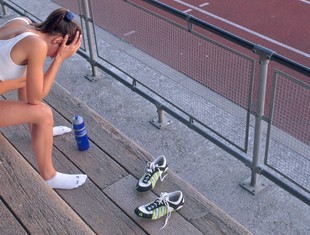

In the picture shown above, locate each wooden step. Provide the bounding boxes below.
[0,133,95,234]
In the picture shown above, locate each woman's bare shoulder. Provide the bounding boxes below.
[0,17,32,36]
[9,33,46,61]
[6,17,32,25]
[22,34,47,52]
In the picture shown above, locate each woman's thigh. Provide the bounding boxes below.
[0,100,53,127]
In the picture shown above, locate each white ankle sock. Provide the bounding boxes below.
[46,172,87,189]
[53,126,72,137]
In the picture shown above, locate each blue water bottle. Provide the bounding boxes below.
[72,115,89,151]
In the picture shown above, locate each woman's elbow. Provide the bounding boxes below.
[26,92,43,105]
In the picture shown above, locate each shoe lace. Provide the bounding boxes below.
[147,192,171,229]
[142,162,154,183]
[159,193,171,229]
[143,162,167,183]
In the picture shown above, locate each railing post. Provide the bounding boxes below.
[0,0,9,18]
[80,0,102,81]
[241,44,274,195]
[150,105,172,129]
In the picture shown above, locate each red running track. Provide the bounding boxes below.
[157,0,310,67]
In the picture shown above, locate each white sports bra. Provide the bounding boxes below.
[0,18,37,81]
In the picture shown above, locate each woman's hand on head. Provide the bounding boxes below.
[55,31,82,61]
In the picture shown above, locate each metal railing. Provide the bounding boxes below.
[1,0,309,205]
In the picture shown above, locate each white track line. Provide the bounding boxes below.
[174,0,310,58]
[183,9,193,13]
[199,2,210,7]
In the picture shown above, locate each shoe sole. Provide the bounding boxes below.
[135,203,184,220]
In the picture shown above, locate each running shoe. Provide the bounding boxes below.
[136,155,168,192]
[134,191,185,229]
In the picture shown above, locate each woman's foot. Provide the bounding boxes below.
[46,172,87,189]
[53,126,72,136]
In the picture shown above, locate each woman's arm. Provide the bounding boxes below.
[0,77,26,95]
[25,32,81,105]
[25,37,48,104]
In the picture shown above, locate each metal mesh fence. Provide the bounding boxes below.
[265,70,310,192]
[270,70,309,146]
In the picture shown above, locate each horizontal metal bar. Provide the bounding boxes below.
[272,53,310,77]
[259,167,310,206]
[2,0,24,16]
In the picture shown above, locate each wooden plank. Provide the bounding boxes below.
[0,134,95,234]
[0,199,27,235]
[104,175,204,234]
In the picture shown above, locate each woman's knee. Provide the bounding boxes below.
[33,103,53,126]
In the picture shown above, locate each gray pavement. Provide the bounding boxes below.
[1,2,310,234]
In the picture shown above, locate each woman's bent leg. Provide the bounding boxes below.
[0,100,87,189]
[0,100,55,178]
[29,105,55,180]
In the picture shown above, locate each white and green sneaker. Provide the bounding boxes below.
[134,191,185,229]
[136,155,168,192]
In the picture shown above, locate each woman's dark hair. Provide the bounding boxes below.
[33,8,81,45]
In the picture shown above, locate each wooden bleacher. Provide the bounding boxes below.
[0,82,252,234]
